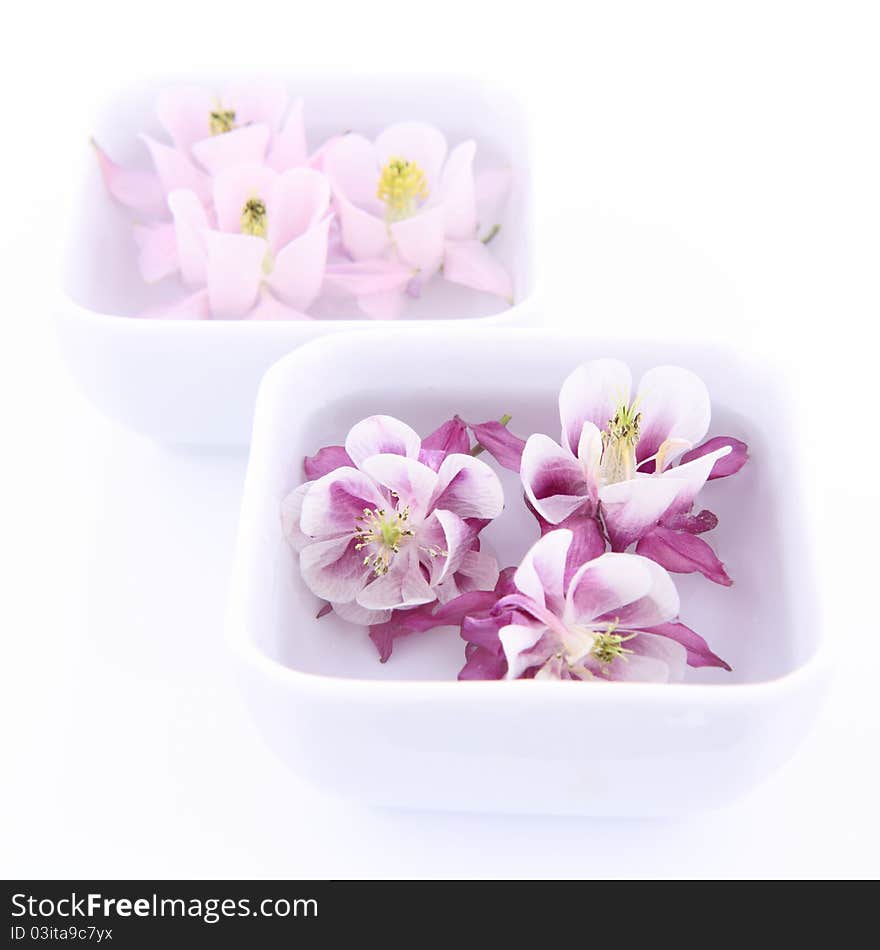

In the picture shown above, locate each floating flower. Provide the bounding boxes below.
[519,359,747,583]
[282,416,504,625]
[146,165,333,320]
[95,80,310,217]
[466,530,728,682]
[321,122,513,317]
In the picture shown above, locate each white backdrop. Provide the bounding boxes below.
[2,0,878,878]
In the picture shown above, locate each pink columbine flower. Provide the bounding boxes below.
[96,80,309,217]
[464,530,728,682]
[281,416,504,626]
[144,164,333,320]
[520,359,748,584]
[320,122,513,317]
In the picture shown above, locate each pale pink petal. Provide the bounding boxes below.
[300,535,371,604]
[266,216,331,311]
[358,455,438,519]
[344,415,422,467]
[133,222,177,283]
[155,85,214,152]
[513,529,572,614]
[440,140,477,239]
[221,78,288,131]
[191,124,270,175]
[167,189,209,286]
[358,287,409,319]
[280,482,313,552]
[248,289,312,322]
[356,545,436,611]
[374,122,448,193]
[559,358,632,456]
[205,231,267,319]
[212,163,277,233]
[599,476,683,551]
[635,365,711,463]
[267,97,309,171]
[334,190,391,260]
[267,167,331,251]
[141,135,210,203]
[92,141,165,215]
[299,467,386,539]
[322,133,382,211]
[141,289,210,321]
[431,455,504,519]
[390,206,445,274]
[443,239,513,301]
[564,552,656,626]
[521,434,591,525]
[322,258,415,298]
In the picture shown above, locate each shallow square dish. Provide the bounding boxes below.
[57,75,536,446]
[228,328,829,815]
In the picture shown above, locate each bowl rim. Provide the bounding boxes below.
[227,326,833,700]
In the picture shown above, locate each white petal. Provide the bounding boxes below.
[356,545,436,611]
[280,482,312,552]
[359,454,438,520]
[599,476,682,551]
[635,365,711,461]
[514,530,572,614]
[345,415,421,468]
[520,433,591,525]
[299,468,385,539]
[500,623,547,680]
[559,358,632,455]
[431,454,504,519]
[564,552,655,626]
[299,535,370,604]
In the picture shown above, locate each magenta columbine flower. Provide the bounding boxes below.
[520,359,747,584]
[321,122,513,317]
[282,415,504,625]
[473,530,728,682]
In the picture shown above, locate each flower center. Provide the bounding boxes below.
[241,197,268,239]
[209,106,237,136]
[354,505,415,576]
[376,156,429,221]
[590,627,635,666]
[600,401,641,484]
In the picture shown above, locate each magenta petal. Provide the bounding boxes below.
[680,436,749,480]
[467,419,526,472]
[419,417,471,471]
[664,508,719,534]
[643,621,732,671]
[636,526,732,586]
[304,445,354,480]
[459,643,507,680]
[538,510,607,587]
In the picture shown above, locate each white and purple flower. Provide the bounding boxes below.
[519,359,748,585]
[282,415,504,627]
[461,530,730,681]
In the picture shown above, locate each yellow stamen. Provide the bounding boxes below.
[591,620,636,667]
[600,400,641,484]
[354,506,415,576]
[209,107,236,136]
[376,156,429,221]
[241,197,268,238]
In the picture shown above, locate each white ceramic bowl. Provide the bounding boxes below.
[57,75,537,446]
[228,328,829,816]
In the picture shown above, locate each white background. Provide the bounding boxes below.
[3,1,879,878]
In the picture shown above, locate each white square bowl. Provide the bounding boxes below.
[57,74,537,446]
[227,327,830,816]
